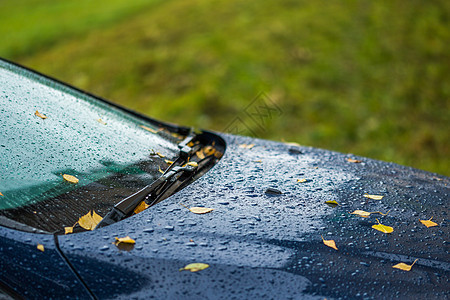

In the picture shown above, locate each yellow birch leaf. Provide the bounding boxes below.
[165,159,174,165]
[297,178,307,183]
[115,236,136,245]
[325,200,340,207]
[0,192,3,196]
[203,146,216,156]
[156,152,165,158]
[158,167,165,174]
[64,227,73,234]
[37,244,44,252]
[179,263,209,272]
[97,118,107,125]
[351,210,371,218]
[140,125,158,133]
[186,161,198,167]
[134,201,149,214]
[239,144,255,149]
[62,174,79,184]
[189,207,214,214]
[321,235,338,250]
[346,158,361,163]
[372,219,393,233]
[196,150,205,159]
[78,210,103,230]
[35,110,47,119]
[364,194,384,200]
[419,217,438,228]
[393,259,418,271]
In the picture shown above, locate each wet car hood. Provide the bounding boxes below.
[57,133,449,299]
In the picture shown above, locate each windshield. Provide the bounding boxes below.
[0,59,223,233]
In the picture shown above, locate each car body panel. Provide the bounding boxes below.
[56,134,449,299]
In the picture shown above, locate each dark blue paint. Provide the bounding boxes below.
[53,134,449,299]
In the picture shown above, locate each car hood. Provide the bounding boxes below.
[57,133,449,299]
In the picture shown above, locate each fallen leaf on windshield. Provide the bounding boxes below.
[64,226,73,234]
[350,210,390,218]
[297,178,308,183]
[203,146,216,156]
[419,217,438,228]
[140,125,158,133]
[321,235,338,250]
[325,200,340,207]
[62,174,79,184]
[239,144,255,149]
[37,244,45,252]
[96,118,107,125]
[393,259,418,271]
[78,210,103,230]
[35,110,47,119]
[346,158,361,163]
[115,236,136,245]
[364,194,384,200]
[372,219,393,233]
[179,263,209,272]
[196,150,205,159]
[134,201,149,214]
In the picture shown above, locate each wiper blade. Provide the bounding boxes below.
[96,132,199,229]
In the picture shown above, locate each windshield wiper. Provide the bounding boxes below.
[95,132,201,228]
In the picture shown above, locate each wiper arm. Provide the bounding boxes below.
[96,132,199,229]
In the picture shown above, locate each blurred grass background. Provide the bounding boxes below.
[1,0,449,175]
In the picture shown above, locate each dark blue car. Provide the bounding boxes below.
[0,58,448,299]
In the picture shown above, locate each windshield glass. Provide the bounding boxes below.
[0,60,189,232]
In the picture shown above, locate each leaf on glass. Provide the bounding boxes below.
[96,118,107,125]
[393,259,418,271]
[419,217,438,228]
[189,207,214,214]
[0,192,3,196]
[114,236,136,245]
[239,144,255,149]
[179,263,209,272]
[297,178,308,183]
[35,110,47,119]
[321,235,338,250]
[78,210,103,230]
[351,210,390,218]
[325,200,340,207]
[62,174,79,184]
[364,194,384,200]
[37,244,45,252]
[140,125,159,133]
[134,201,149,214]
[346,158,361,163]
[372,219,393,233]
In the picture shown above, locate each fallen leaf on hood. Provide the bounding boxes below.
[203,146,216,156]
[35,110,47,119]
[140,125,159,134]
[78,210,103,230]
[62,174,79,184]
[189,207,214,214]
[297,178,308,183]
[186,161,198,167]
[419,217,438,228]
[165,159,174,165]
[196,150,205,159]
[37,244,45,252]
[179,263,209,272]
[239,144,255,149]
[158,167,165,174]
[114,236,136,245]
[64,226,73,234]
[363,194,384,200]
[393,259,418,271]
[350,210,390,218]
[134,201,149,214]
[372,219,393,233]
[321,235,338,250]
[325,200,340,207]
[96,118,107,125]
[156,152,165,158]
[346,158,361,163]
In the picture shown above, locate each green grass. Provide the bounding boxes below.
[1,0,449,176]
